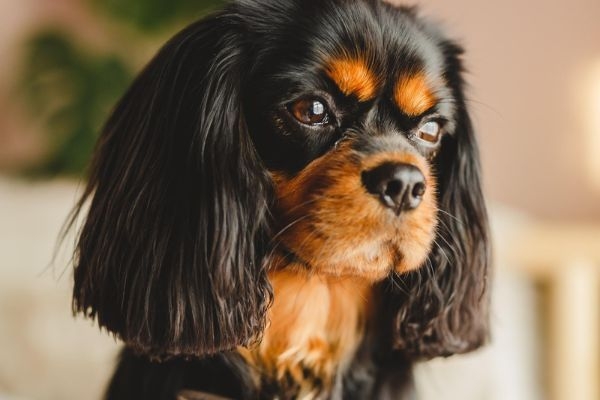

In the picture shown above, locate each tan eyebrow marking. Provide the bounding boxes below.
[394,73,437,117]
[325,58,377,102]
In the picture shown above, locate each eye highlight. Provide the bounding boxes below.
[289,98,330,126]
[416,121,442,143]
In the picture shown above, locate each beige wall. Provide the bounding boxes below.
[408,0,600,221]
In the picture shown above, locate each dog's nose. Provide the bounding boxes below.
[361,162,426,213]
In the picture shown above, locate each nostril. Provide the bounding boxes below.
[361,162,426,213]
[412,181,426,199]
[384,179,403,198]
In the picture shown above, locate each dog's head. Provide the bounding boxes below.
[71,0,489,361]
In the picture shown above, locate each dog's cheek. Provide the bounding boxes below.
[271,148,385,265]
[312,161,389,250]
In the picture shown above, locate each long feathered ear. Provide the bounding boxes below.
[377,41,490,360]
[68,11,273,358]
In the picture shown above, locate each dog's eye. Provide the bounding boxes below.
[417,121,441,143]
[289,98,330,125]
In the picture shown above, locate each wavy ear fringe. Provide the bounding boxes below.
[378,41,490,360]
[69,10,273,358]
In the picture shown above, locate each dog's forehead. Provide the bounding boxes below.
[317,4,449,112]
[257,0,453,118]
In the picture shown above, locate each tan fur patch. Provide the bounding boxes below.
[394,72,437,117]
[271,141,438,281]
[240,269,371,395]
[326,58,377,101]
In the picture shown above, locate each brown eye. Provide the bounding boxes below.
[417,121,442,143]
[289,98,330,125]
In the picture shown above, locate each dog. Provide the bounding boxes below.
[68,0,490,398]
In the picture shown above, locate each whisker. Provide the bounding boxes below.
[269,214,311,244]
[432,239,451,265]
[436,208,463,225]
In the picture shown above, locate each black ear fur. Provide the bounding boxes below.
[378,41,490,360]
[69,10,273,358]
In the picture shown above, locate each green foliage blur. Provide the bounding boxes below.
[20,0,224,177]
[93,0,224,32]
[22,33,131,176]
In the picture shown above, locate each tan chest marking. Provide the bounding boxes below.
[240,269,371,396]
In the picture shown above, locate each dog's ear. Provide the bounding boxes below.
[68,11,273,358]
[378,41,490,360]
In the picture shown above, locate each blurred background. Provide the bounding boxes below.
[0,0,598,399]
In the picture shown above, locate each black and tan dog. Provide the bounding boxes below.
[69,0,490,398]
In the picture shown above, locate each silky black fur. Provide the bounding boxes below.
[72,11,273,357]
[69,0,490,398]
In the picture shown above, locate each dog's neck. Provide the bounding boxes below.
[239,264,372,398]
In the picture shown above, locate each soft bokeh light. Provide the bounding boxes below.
[585,60,600,191]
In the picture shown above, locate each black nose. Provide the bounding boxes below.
[361,162,426,214]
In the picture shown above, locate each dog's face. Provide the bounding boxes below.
[70,0,489,360]
[244,3,457,281]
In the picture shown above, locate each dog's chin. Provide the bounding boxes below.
[272,234,434,283]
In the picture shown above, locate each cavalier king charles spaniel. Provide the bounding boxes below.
[69,0,490,398]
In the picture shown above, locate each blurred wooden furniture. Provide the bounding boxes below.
[508,224,600,400]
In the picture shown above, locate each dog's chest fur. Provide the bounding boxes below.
[239,270,371,398]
